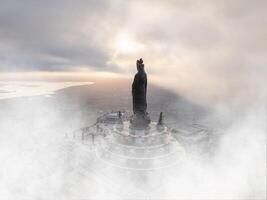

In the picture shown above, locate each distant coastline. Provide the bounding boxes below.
[0,81,94,100]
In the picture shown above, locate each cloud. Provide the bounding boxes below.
[0,0,117,71]
[107,0,267,104]
[0,0,266,104]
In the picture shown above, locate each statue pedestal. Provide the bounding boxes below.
[129,113,151,131]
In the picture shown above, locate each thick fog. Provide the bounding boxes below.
[0,77,265,199]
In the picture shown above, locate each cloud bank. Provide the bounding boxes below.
[0,0,266,104]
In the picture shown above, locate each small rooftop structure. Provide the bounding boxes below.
[97,111,123,124]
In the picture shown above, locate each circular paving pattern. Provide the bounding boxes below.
[93,122,186,171]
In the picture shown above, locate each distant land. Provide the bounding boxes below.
[0,77,208,131]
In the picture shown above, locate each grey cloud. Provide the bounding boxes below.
[0,0,266,80]
[0,0,116,71]
[104,0,266,104]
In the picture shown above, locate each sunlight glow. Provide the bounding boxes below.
[116,33,141,54]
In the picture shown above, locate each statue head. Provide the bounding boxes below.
[136,58,144,71]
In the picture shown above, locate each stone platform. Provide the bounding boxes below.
[93,121,185,171]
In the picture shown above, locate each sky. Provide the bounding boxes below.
[0,0,266,104]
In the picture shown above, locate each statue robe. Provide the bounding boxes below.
[132,69,147,114]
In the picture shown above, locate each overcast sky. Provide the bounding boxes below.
[0,0,266,103]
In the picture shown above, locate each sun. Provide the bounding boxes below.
[116,33,139,54]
